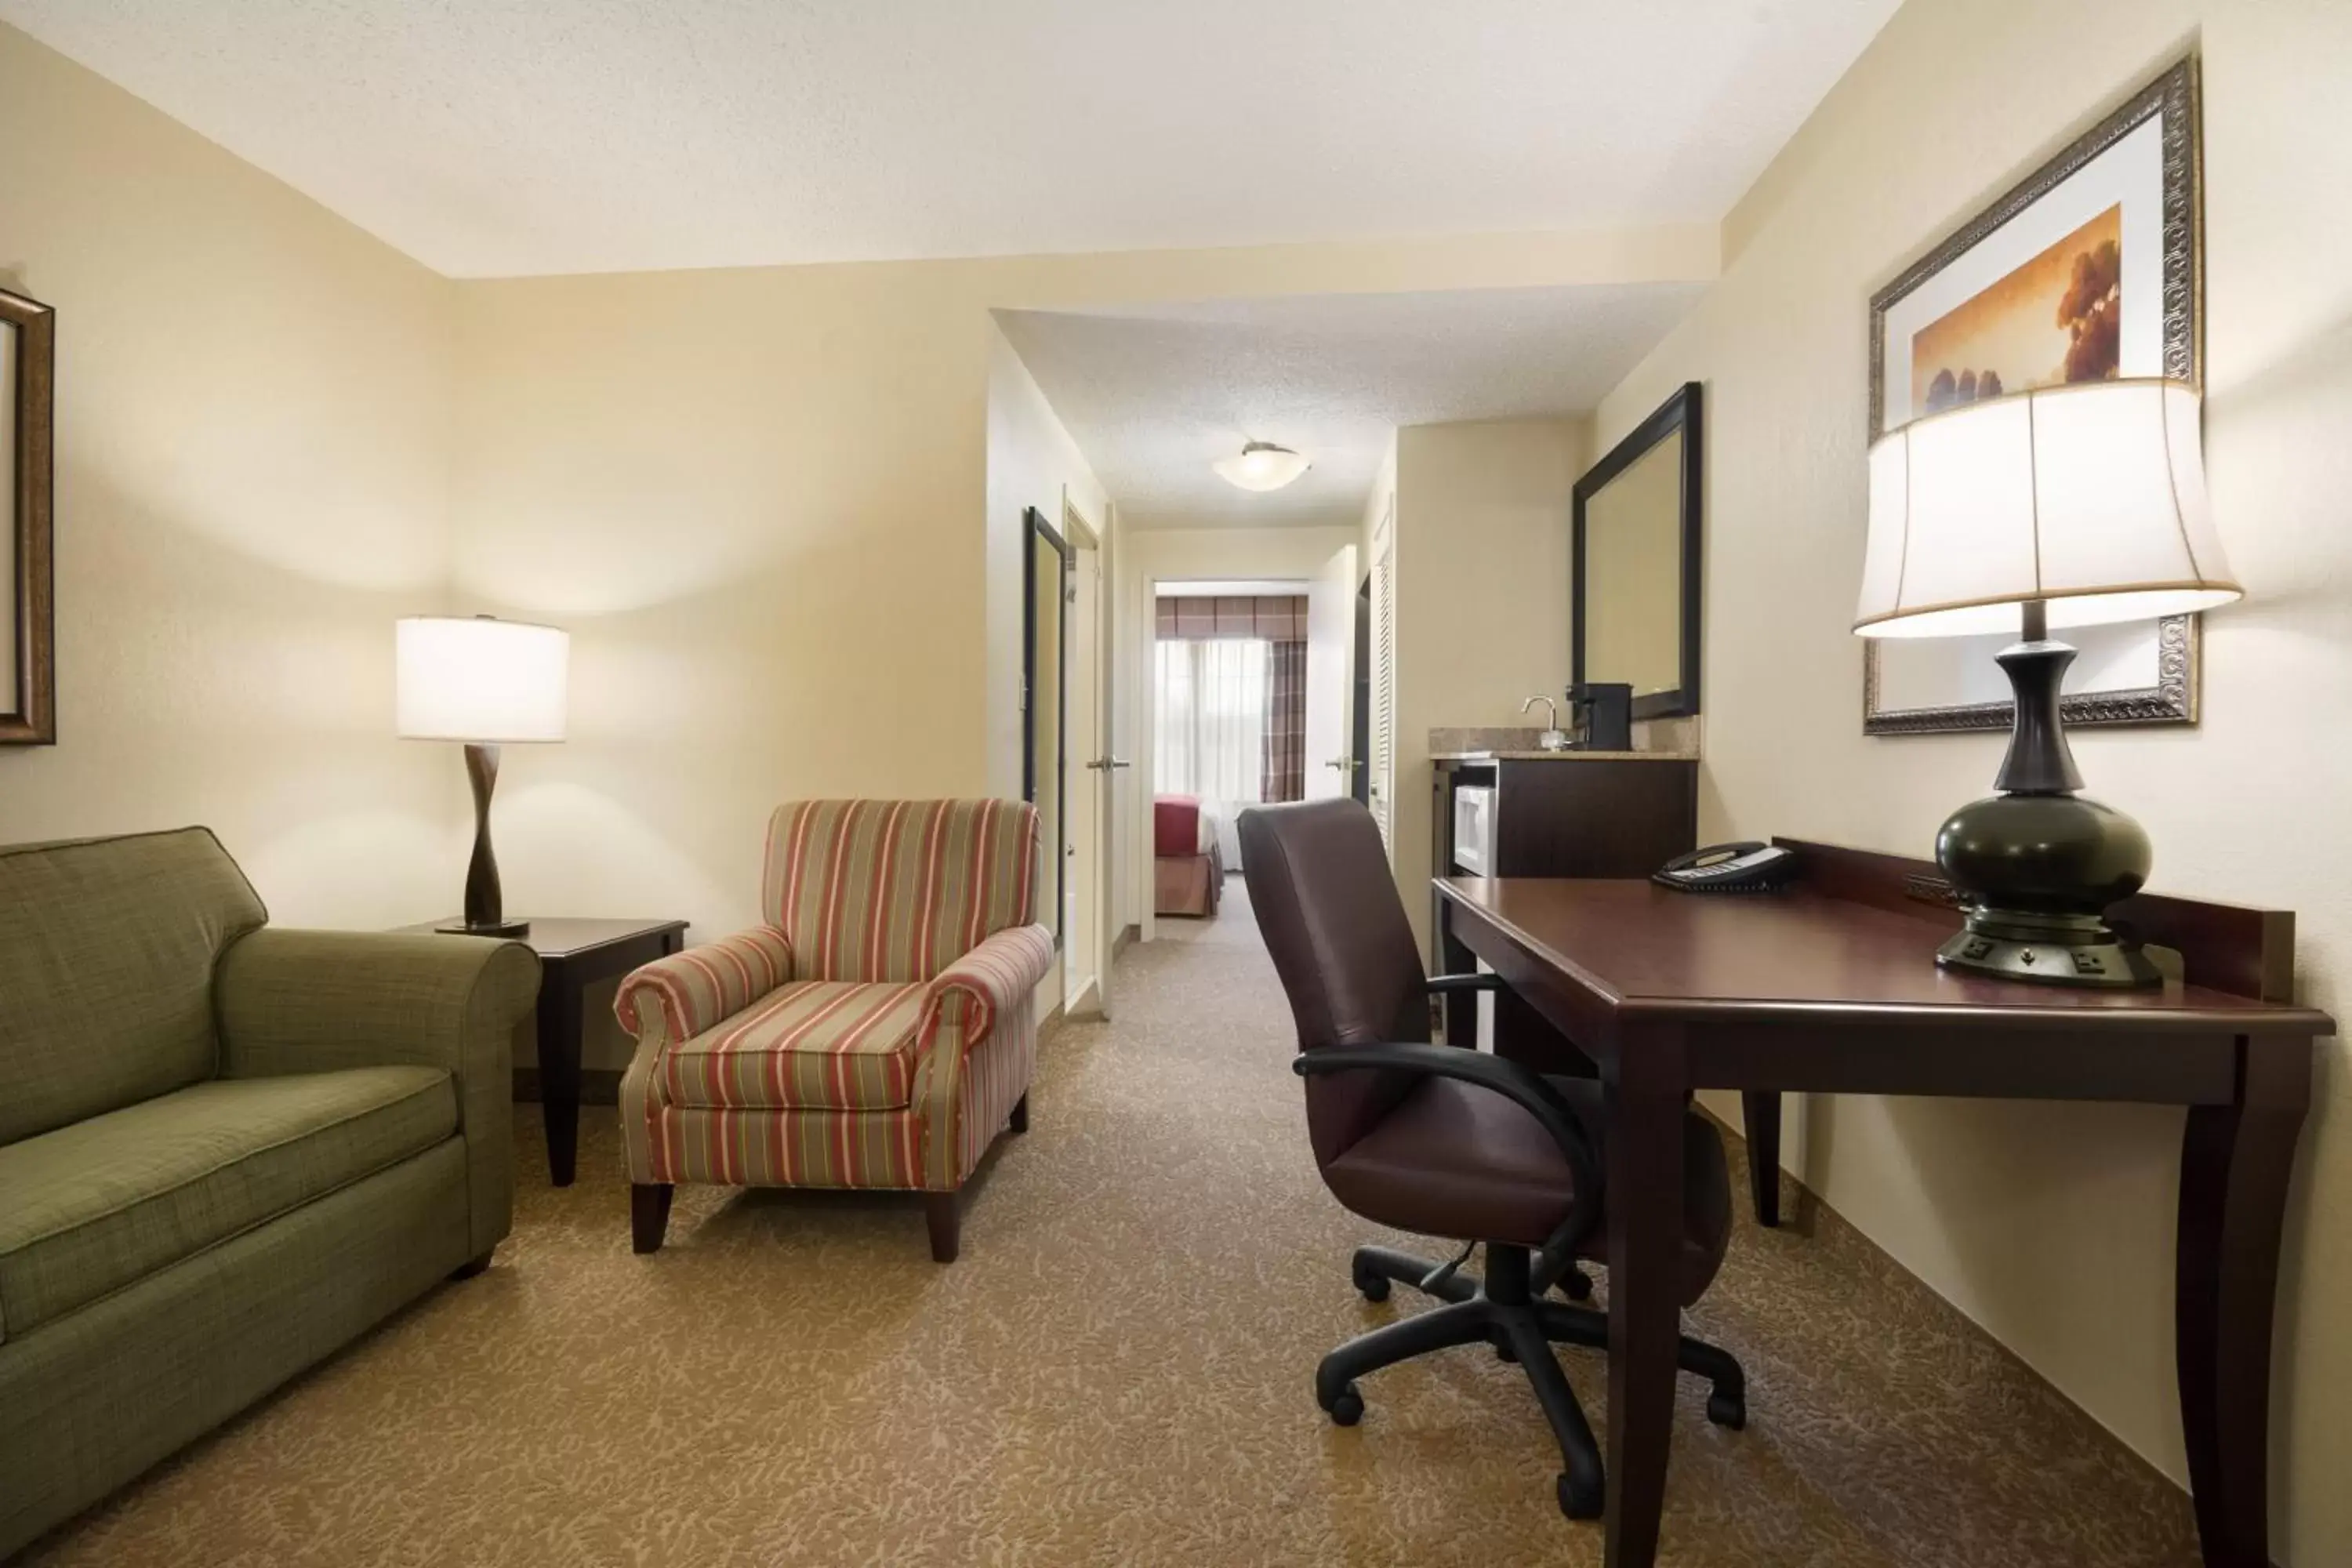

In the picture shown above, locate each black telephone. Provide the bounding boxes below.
[1654,841,1800,895]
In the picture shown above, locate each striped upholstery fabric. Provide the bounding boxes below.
[760,800,1037,983]
[659,981,925,1112]
[615,800,1053,1197]
[615,927,793,1044]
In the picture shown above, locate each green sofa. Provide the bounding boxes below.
[0,827,539,1557]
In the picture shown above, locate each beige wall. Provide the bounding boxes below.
[1593,2,2352,1559]
[0,24,458,927]
[1388,417,1592,950]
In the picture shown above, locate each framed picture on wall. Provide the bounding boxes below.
[1864,55,2201,735]
[1,285,56,746]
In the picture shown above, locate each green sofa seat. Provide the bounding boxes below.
[0,1066,457,1340]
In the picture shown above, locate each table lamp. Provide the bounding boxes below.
[1853,379,2239,986]
[396,615,569,936]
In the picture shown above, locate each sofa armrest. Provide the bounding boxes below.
[614,927,793,1046]
[215,928,541,1259]
[921,924,1055,1055]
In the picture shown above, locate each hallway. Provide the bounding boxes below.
[31,884,2200,1567]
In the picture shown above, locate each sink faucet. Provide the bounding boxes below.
[1521,695,1570,752]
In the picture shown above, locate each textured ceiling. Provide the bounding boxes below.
[0,0,1899,277]
[997,283,1706,530]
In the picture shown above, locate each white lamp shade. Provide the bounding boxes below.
[396,616,569,742]
[1212,442,1311,492]
[1853,379,2240,638]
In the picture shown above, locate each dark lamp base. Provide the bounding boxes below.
[436,916,531,938]
[1936,908,2161,987]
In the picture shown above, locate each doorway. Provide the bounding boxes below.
[1062,499,1110,1020]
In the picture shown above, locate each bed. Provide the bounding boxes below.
[1153,795,1225,917]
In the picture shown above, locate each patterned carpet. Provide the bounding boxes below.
[22,887,2201,1566]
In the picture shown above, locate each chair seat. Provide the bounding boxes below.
[0,1066,456,1337]
[659,981,929,1113]
[1320,1073,1732,1307]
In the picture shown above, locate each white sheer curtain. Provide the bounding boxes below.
[1155,639,1269,862]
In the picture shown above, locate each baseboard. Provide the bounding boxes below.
[513,1067,623,1106]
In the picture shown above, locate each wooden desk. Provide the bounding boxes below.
[400,916,687,1185]
[1432,847,2330,1568]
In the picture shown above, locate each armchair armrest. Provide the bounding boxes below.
[1294,1042,1603,1275]
[614,927,793,1044]
[921,924,1055,1053]
[1425,972,1505,996]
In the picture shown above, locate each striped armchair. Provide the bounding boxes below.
[615,800,1054,1261]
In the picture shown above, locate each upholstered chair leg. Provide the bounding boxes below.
[924,1192,961,1263]
[631,1183,673,1254]
[1009,1093,1030,1135]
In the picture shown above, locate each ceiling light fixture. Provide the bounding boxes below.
[1213,441,1312,492]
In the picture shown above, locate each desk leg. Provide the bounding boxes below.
[2175,1037,2309,1568]
[1741,1091,1782,1228]
[1604,1023,1687,1568]
[1435,898,1476,1046]
[536,971,583,1187]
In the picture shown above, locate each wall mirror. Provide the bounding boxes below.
[1572,382,1701,719]
[1,286,56,746]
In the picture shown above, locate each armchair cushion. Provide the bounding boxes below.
[0,1066,454,1338]
[763,800,1039,982]
[659,980,927,1112]
[615,927,793,1044]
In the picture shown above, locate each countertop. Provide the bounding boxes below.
[1431,749,1700,762]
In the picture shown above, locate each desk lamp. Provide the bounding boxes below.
[1853,379,2239,986]
[396,615,569,936]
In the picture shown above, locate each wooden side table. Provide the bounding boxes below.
[401,916,688,1185]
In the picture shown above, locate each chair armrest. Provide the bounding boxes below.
[1294,1042,1603,1259]
[614,927,793,1044]
[217,929,541,1083]
[922,924,1056,1053]
[1425,972,1505,996]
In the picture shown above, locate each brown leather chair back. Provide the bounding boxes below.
[1238,800,1429,1167]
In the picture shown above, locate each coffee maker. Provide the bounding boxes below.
[1566,682,1632,752]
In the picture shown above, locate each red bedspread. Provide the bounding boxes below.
[1154,795,1200,858]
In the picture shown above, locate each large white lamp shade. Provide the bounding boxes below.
[397,615,569,742]
[1854,379,2239,638]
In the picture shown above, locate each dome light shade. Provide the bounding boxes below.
[1212,441,1311,492]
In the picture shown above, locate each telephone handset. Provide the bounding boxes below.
[1653,841,1800,895]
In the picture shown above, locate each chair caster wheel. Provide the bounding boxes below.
[1557,1468,1604,1520]
[1324,1384,1364,1427]
[1706,1390,1747,1430]
[1352,1265,1391,1303]
[1558,1269,1595,1302]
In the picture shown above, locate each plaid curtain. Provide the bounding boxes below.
[1155,596,1305,641]
[1262,640,1305,802]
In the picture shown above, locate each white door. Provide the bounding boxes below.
[1303,543,1358,801]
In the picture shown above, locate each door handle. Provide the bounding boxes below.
[1084,757,1131,771]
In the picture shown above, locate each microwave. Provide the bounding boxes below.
[1452,785,1497,876]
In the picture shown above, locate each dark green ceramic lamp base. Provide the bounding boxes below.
[1931,601,2161,989]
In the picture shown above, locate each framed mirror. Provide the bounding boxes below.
[1,286,54,746]
[1022,506,1068,949]
[1863,56,2200,735]
[1573,382,1701,720]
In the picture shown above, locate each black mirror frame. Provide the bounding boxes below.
[1021,505,1069,949]
[1,286,55,746]
[1570,380,1702,722]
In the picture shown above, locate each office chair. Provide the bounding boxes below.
[1237,798,1744,1520]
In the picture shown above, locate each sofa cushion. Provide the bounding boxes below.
[659,980,927,1112]
[0,828,268,1146]
[0,1066,455,1338]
